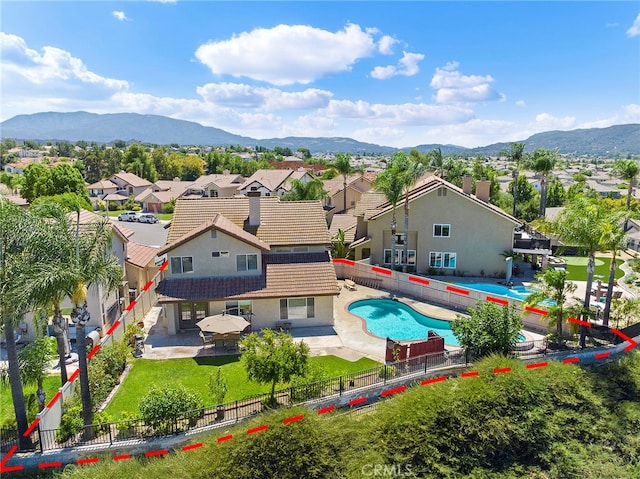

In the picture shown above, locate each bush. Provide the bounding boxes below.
[88,341,129,410]
[57,396,83,443]
[124,322,144,348]
[139,386,202,436]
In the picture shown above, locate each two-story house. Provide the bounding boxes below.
[155,193,340,334]
[135,179,193,213]
[350,175,522,277]
[183,171,244,198]
[322,174,373,221]
[236,168,313,197]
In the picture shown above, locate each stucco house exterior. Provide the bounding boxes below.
[155,193,340,334]
[182,171,244,198]
[350,175,521,277]
[322,174,373,221]
[236,168,313,197]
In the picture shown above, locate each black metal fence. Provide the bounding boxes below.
[13,337,620,452]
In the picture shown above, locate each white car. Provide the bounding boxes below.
[117,211,139,222]
[138,213,159,224]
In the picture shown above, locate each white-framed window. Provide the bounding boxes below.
[237,253,258,271]
[384,249,416,265]
[280,297,315,320]
[211,229,217,238]
[211,251,229,258]
[170,256,193,274]
[225,300,252,316]
[429,251,457,269]
[433,224,450,237]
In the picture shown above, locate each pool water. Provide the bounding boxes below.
[454,282,534,300]
[348,298,526,345]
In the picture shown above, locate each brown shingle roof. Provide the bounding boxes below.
[237,169,296,192]
[110,172,153,188]
[126,241,159,268]
[328,214,357,243]
[159,213,270,255]
[166,197,330,246]
[156,252,339,302]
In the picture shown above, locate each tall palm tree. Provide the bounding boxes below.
[530,148,557,217]
[400,156,426,272]
[334,153,352,213]
[612,159,640,211]
[527,268,576,343]
[373,158,404,271]
[281,177,327,201]
[429,147,444,177]
[550,196,608,347]
[599,215,627,326]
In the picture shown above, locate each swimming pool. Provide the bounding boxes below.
[348,298,528,345]
[453,282,535,300]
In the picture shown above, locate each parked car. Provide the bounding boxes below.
[138,213,159,224]
[118,211,139,222]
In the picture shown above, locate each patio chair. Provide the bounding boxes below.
[199,331,214,347]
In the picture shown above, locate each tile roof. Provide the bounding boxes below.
[237,169,297,192]
[159,213,270,255]
[166,197,331,246]
[156,252,339,302]
[66,210,134,242]
[353,191,387,217]
[189,173,244,189]
[126,241,159,268]
[366,175,521,225]
[110,172,153,188]
[87,180,118,190]
[328,214,358,243]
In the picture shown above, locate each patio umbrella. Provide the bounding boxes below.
[196,313,250,334]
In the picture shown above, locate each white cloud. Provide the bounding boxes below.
[627,13,640,37]
[112,11,130,21]
[196,83,333,110]
[371,51,424,79]
[422,119,520,148]
[194,23,377,86]
[0,33,128,90]
[532,113,577,131]
[430,62,504,104]
[515,100,526,107]
[377,35,397,54]
[576,103,640,129]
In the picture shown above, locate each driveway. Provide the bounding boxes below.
[111,218,169,247]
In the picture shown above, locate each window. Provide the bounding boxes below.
[433,224,451,237]
[237,253,258,271]
[170,256,193,274]
[211,229,217,238]
[429,251,457,269]
[225,300,252,316]
[384,249,416,265]
[211,251,229,258]
[293,246,308,252]
[210,190,219,197]
[437,187,447,197]
[280,298,315,320]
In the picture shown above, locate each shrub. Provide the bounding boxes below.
[124,322,144,348]
[139,385,202,436]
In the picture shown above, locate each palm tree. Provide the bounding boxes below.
[400,155,426,272]
[331,229,352,259]
[530,148,557,217]
[550,197,608,347]
[599,215,627,326]
[15,337,55,412]
[281,177,327,201]
[611,159,640,212]
[429,147,444,177]
[527,268,576,344]
[334,153,352,213]
[373,158,404,271]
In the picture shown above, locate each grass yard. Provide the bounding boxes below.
[0,375,61,426]
[560,256,624,282]
[103,355,380,420]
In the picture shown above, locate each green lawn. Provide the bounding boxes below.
[104,355,380,420]
[560,256,624,282]
[0,375,61,426]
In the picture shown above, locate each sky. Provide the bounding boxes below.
[1,1,639,149]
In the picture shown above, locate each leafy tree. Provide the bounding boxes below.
[176,154,205,181]
[83,148,107,184]
[297,147,311,159]
[546,177,566,207]
[334,153,352,213]
[610,297,640,329]
[429,146,444,177]
[526,268,577,343]
[611,159,640,211]
[15,337,56,411]
[506,142,526,216]
[208,368,228,406]
[281,178,327,201]
[452,301,523,359]
[331,229,353,259]
[239,330,310,406]
[599,215,627,326]
[31,192,93,212]
[399,154,426,272]
[22,163,53,202]
[139,385,202,435]
[122,143,157,182]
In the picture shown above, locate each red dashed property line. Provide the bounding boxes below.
[486,295,509,306]
[408,275,430,286]
[317,405,335,415]
[87,344,101,360]
[217,434,233,443]
[446,285,469,296]
[610,328,640,352]
[567,316,590,327]
[526,361,548,369]
[145,449,168,457]
[126,300,136,312]
[563,357,580,364]
[422,375,447,385]
[113,454,131,461]
[68,368,80,382]
[595,351,612,360]
[371,266,392,276]
[142,280,154,291]
[182,443,203,452]
[77,457,99,465]
[159,260,168,271]
[247,425,269,435]
[332,258,355,266]
[461,371,479,378]
[38,461,62,469]
[106,320,121,336]
[45,391,62,410]
[349,396,368,406]
[0,446,24,473]
[23,418,40,437]
[282,414,304,425]
[381,385,406,397]
[524,306,548,316]
[493,367,512,374]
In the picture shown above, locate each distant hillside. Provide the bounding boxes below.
[1,111,638,156]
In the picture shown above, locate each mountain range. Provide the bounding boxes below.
[1,111,638,157]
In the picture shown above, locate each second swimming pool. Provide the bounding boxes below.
[348,298,527,345]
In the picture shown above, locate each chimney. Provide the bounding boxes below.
[223,169,230,176]
[475,180,490,203]
[247,191,261,226]
[462,175,472,195]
